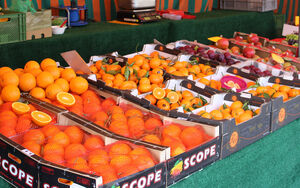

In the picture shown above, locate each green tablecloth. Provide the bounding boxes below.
[1,118,299,187]
[0,10,278,69]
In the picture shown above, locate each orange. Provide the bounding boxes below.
[149,58,161,69]
[110,155,132,169]
[15,114,32,133]
[61,68,76,82]
[31,110,52,126]
[230,101,243,110]
[88,149,108,161]
[149,74,163,84]
[219,104,231,114]
[1,85,20,102]
[41,124,61,139]
[167,91,179,104]
[36,71,54,88]
[142,134,161,145]
[222,112,232,119]
[133,155,155,171]
[279,85,291,93]
[65,143,87,160]
[109,121,130,137]
[248,90,257,96]
[128,117,145,138]
[0,126,16,137]
[0,67,13,76]
[67,157,90,173]
[49,131,70,147]
[108,106,124,115]
[139,77,151,85]
[288,89,299,98]
[29,87,45,99]
[272,84,280,91]
[95,60,103,70]
[19,73,36,91]
[56,92,75,107]
[117,164,139,178]
[256,86,267,94]
[145,94,157,105]
[245,110,253,116]
[108,142,132,157]
[43,143,64,156]
[181,90,194,99]
[152,68,164,75]
[111,113,127,123]
[166,66,177,74]
[12,102,30,115]
[129,147,152,160]
[157,99,170,110]
[138,84,152,93]
[69,76,88,95]
[44,66,60,80]
[44,154,64,165]
[137,69,148,78]
[84,136,104,151]
[178,67,189,76]
[45,83,63,100]
[210,110,223,120]
[89,65,98,74]
[141,61,151,71]
[64,126,84,144]
[272,92,288,101]
[237,113,252,124]
[162,124,181,138]
[23,129,45,145]
[133,55,146,67]
[27,68,42,77]
[231,108,245,119]
[173,61,185,69]
[247,81,256,88]
[22,141,41,156]
[162,136,186,157]
[40,58,57,70]
[14,68,24,76]
[153,87,166,99]
[93,165,117,184]
[24,60,40,72]
[125,109,143,119]
[255,109,260,115]
[1,71,19,87]
[180,127,204,149]
[144,117,163,131]
[88,153,109,169]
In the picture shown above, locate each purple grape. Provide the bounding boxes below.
[207,50,214,54]
[224,52,232,60]
[243,66,250,70]
[208,52,216,60]
[217,53,225,62]
[227,59,235,65]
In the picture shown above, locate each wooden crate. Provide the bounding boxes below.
[26,9,51,32]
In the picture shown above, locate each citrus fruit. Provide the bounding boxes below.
[153,87,166,99]
[45,83,63,100]
[1,85,20,102]
[19,73,36,91]
[61,68,76,82]
[12,102,30,115]
[24,60,40,72]
[167,91,179,104]
[1,71,19,87]
[29,87,45,99]
[69,76,88,95]
[31,110,52,126]
[22,141,41,156]
[40,58,57,70]
[44,66,60,80]
[23,129,45,145]
[56,92,75,107]
[36,71,54,88]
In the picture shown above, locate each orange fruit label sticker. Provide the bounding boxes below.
[229,131,239,148]
[278,108,286,123]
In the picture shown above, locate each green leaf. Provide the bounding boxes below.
[111,62,119,65]
[223,103,227,109]
[145,57,151,60]
[242,101,250,110]
[144,71,149,78]
[194,45,199,51]
[133,69,138,78]
[126,62,134,67]
[199,96,207,105]
[263,93,271,99]
[106,70,121,75]
[164,97,171,104]
[253,110,257,116]
[101,66,107,72]
[189,59,198,65]
[102,57,108,64]
[124,66,130,81]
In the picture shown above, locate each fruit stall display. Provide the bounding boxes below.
[232,32,298,57]
[0,37,300,187]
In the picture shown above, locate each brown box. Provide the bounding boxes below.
[26,9,51,32]
[26,27,52,40]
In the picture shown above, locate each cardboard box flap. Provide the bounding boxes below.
[61,50,92,74]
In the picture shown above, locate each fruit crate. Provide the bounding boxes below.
[220,0,277,12]
[0,11,26,45]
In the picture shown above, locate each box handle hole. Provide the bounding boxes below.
[58,178,73,185]
[8,153,21,164]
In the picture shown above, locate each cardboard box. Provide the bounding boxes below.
[26,9,51,32]
[26,27,52,40]
[188,92,271,158]
[232,32,268,46]
[246,76,300,132]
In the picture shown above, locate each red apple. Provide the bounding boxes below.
[235,36,243,41]
[247,33,259,43]
[216,38,229,50]
[243,47,255,58]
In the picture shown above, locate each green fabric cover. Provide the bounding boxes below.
[0,118,299,187]
[0,10,277,69]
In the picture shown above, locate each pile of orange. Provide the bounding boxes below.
[0,58,88,104]
[17,122,156,185]
[247,84,300,101]
[166,61,214,79]
[0,101,57,137]
[89,52,168,92]
[145,87,207,112]
[197,100,260,124]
